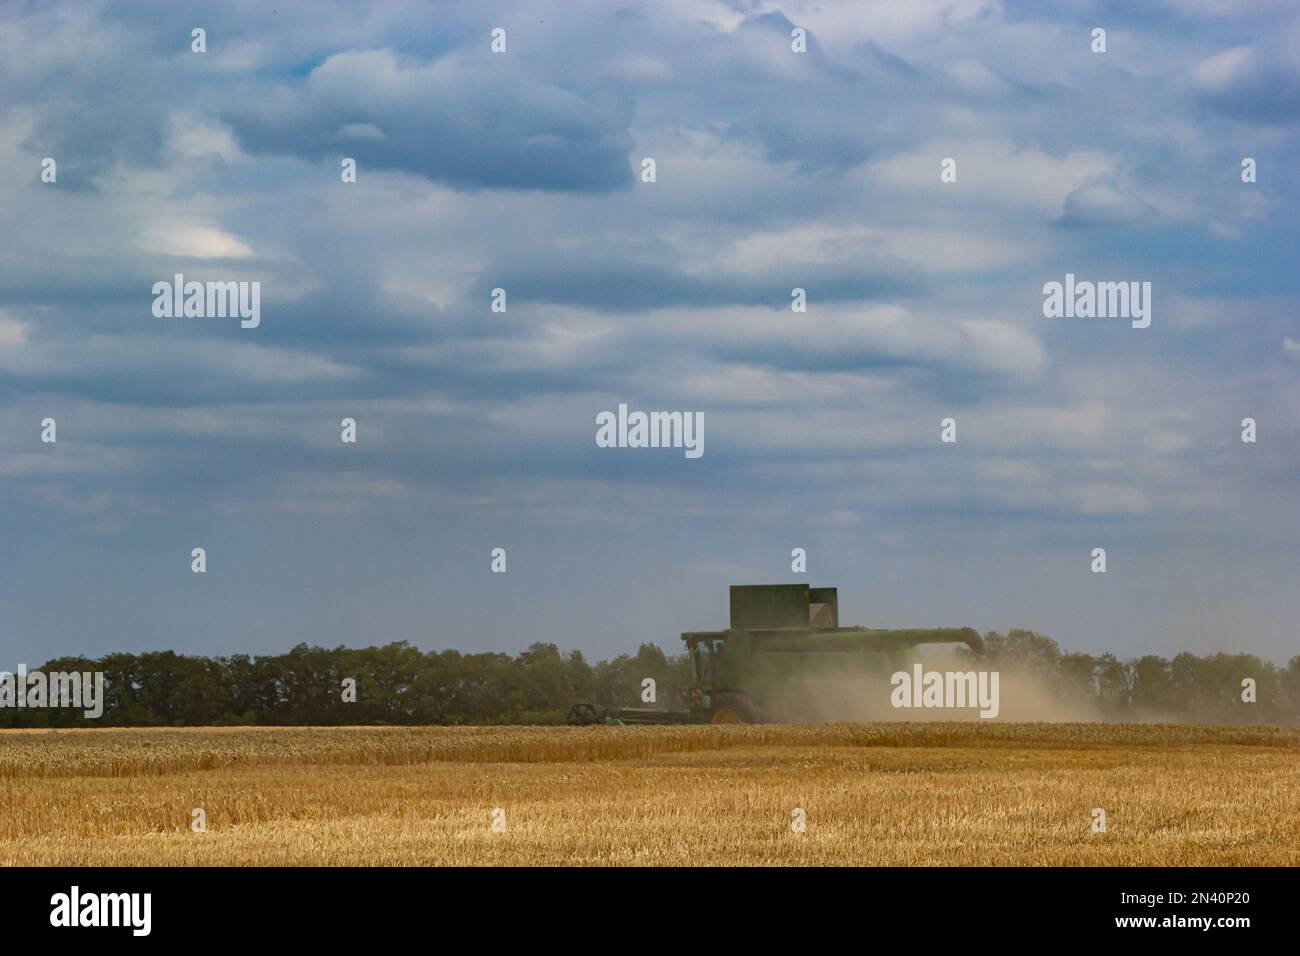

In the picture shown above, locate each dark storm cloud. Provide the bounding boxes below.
[221,48,635,192]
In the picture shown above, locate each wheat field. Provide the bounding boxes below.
[0,723,1297,866]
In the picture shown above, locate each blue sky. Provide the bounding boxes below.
[1,0,1297,664]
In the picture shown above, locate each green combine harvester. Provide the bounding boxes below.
[568,584,983,725]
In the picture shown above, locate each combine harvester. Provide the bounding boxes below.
[569,584,983,725]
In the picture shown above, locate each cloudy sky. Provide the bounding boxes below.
[2,0,1297,665]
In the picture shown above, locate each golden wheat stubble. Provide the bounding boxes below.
[0,723,1296,865]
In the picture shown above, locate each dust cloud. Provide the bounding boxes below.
[761,647,1105,723]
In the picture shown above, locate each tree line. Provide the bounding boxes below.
[3,630,1297,726]
[970,631,1299,723]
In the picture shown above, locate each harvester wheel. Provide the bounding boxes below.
[709,693,760,724]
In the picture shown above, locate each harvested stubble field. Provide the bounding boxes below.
[0,723,1297,866]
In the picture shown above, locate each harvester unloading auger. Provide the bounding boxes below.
[568,584,983,725]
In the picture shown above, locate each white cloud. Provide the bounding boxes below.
[0,311,27,346]
[1192,46,1255,92]
[139,223,255,259]
[167,112,244,162]
[867,141,1115,213]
